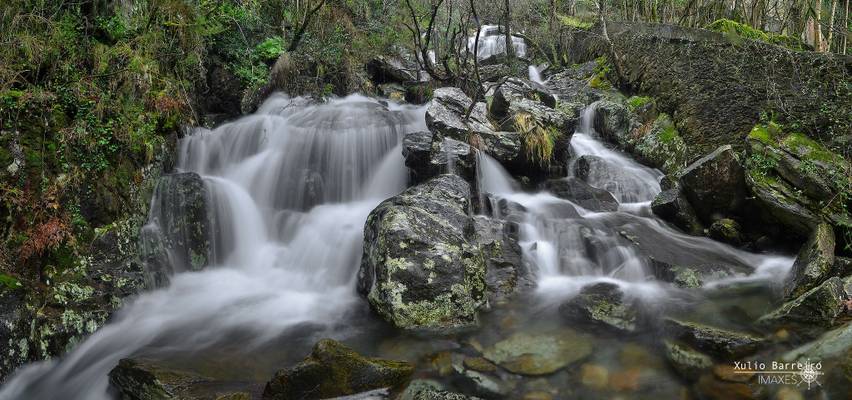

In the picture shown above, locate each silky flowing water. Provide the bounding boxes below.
[0,95,795,399]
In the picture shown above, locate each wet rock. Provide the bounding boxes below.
[743,127,851,242]
[650,259,745,288]
[473,216,530,304]
[579,363,609,390]
[463,357,497,373]
[0,289,28,379]
[489,78,557,120]
[677,145,747,224]
[559,283,640,333]
[835,257,852,278]
[783,321,852,363]
[482,330,593,376]
[632,113,689,174]
[400,379,445,400]
[591,100,638,148]
[141,172,212,286]
[426,88,494,142]
[708,218,743,246]
[402,131,435,182]
[651,189,703,235]
[783,223,835,298]
[377,83,407,103]
[451,363,512,398]
[412,389,482,400]
[757,277,846,334]
[694,372,764,400]
[663,340,713,381]
[109,358,250,400]
[663,318,764,359]
[543,178,618,212]
[262,339,413,400]
[366,56,419,84]
[358,175,487,330]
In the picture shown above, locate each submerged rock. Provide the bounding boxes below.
[482,330,593,376]
[783,223,836,298]
[109,358,250,400]
[651,189,703,235]
[412,389,483,400]
[559,283,640,333]
[757,277,846,334]
[663,340,713,382]
[262,339,413,400]
[663,318,764,359]
[677,145,747,224]
[650,259,745,288]
[543,178,618,212]
[358,175,487,330]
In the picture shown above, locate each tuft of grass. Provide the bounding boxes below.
[514,112,556,166]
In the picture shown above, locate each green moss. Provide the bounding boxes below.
[782,132,845,165]
[557,15,592,30]
[627,96,652,111]
[706,19,770,42]
[0,274,23,290]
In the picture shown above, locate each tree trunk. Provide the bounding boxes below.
[504,0,515,61]
[827,0,838,51]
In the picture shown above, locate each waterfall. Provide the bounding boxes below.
[528,65,544,83]
[0,94,427,400]
[468,24,527,60]
[474,104,794,303]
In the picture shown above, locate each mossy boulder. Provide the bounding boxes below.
[649,260,745,288]
[632,113,688,174]
[744,123,851,245]
[662,340,713,382]
[482,330,593,376]
[708,218,743,246]
[663,318,764,360]
[358,175,487,331]
[262,339,413,400]
[591,100,638,149]
[757,277,846,335]
[559,282,641,333]
[784,223,836,298]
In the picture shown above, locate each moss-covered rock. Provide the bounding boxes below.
[663,340,713,382]
[482,330,593,376]
[708,218,743,246]
[784,223,836,298]
[559,282,641,333]
[262,339,413,400]
[757,277,846,335]
[663,318,764,360]
[358,175,487,331]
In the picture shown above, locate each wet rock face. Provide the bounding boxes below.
[262,339,413,400]
[358,175,487,330]
[677,145,747,224]
[559,283,641,334]
[367,56,419,84]
[662,318,764,360]
[649,259,744,288]
[663,340,713,382]
[109,358,250,400]
[0,290,27,379]
[402,130,476,184]
[784,223,836,298]
[140,172,212,287]
[544,178,618,212]
[473,215,531,304]
[591,101,637,148]
[426,88,494,143]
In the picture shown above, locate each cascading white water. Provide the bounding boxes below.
[0,94,427,400]
[468,24,527,60]
[528,65,544,84]
[476,104,793,302]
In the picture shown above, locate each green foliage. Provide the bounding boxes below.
[0,274,23,290]
[706,19,808,51]
[558,15,593,30]
[626,96,652,111]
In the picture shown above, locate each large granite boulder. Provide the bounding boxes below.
[677,145,747,224]
[263,339,413,400]
[402,130,475,183]
[358,175,487,330]
[784,223,836,298]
